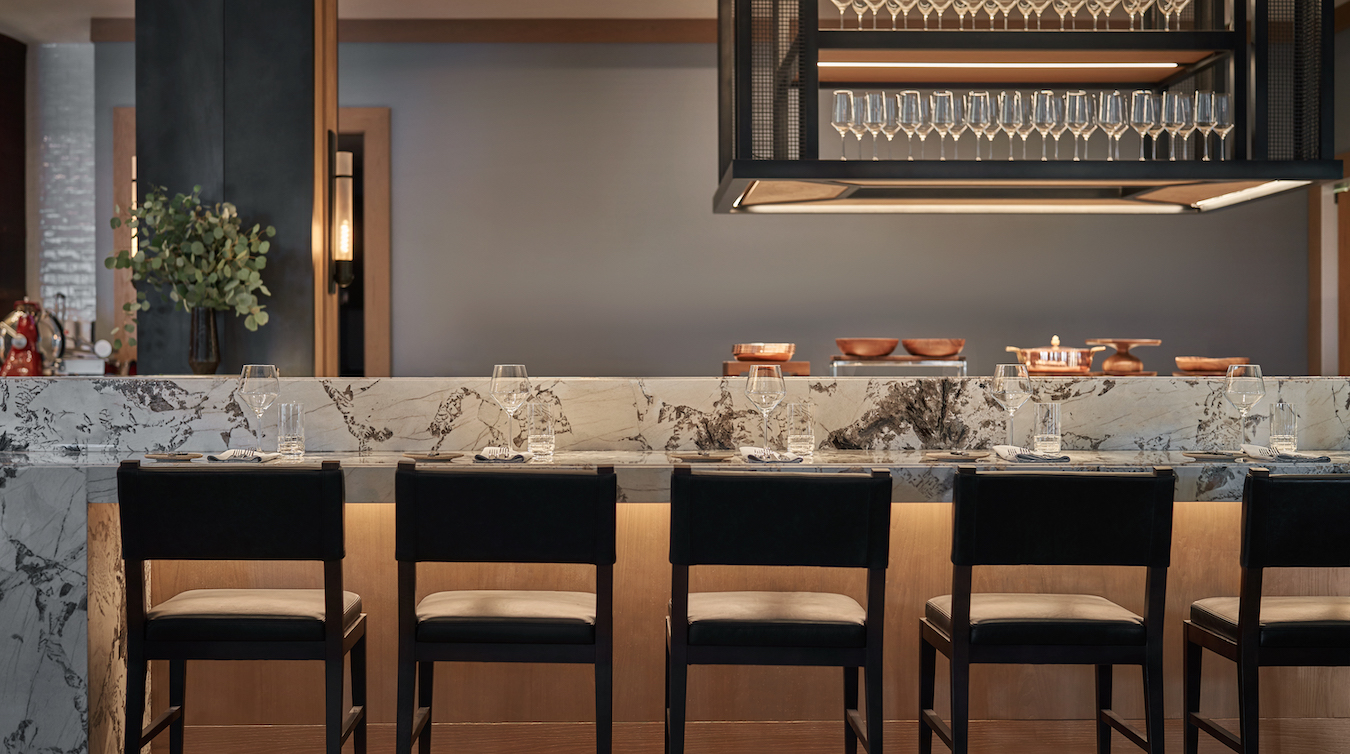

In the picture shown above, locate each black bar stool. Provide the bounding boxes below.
[666,466,892,754]
[919,466,1176,754]
[116,459,366,754]
[1184,468,1350,754]
[393,461,618,754]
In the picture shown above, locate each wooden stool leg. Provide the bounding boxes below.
[1095,664,1113,754]
[596,647,612,754]
[918,637,936,754]
[326,652,344,754]
[168,659,186,754]
[844,666,859,754]
[1144,653,1164,753]
[865,659,883,754]
[667,645,688,754]
[951,651,970,754]
[352,635,368,754]
[124,646,147,754]
[397,643,415,754]
[1183,632,1202,754]
[418,661,435,754]
[1237,653,1259,754]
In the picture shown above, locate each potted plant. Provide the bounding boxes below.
[107,186,275,375]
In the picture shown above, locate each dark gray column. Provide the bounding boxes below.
[136,0,317,376]
[0,34,26,308]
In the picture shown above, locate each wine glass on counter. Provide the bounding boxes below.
[238,364,280,452]
[832,91,854,161]
[1224,365,1265,448]
[491,364,531,453]
[745,365,786,454]
[991,364,1032,446]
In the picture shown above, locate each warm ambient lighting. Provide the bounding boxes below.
[739,202,1188,214]
[818,61,1179,70]
[1190,180,1312,211]
[332,151,355,289]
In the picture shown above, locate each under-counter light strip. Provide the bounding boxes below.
[1191,180,1311,210]
[819,61,1179,70]
[739,202,1188,214]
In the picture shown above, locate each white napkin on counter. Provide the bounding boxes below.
[739,446,804,464]
[993,445,1070,463]
[206,449,281,463]
[474,447,533,463]
[1239,444,1331,463]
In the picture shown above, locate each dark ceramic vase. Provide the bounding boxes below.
[188,307,220,375]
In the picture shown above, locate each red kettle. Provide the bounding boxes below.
[1,301,42,376]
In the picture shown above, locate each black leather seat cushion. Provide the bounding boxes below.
[146,589,362,642]
[1191,597,1350,648]
[679,591,867,648]
[415,590,597,644]
[926,593,1146,646]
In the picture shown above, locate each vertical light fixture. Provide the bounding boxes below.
[130,155,137,247]
[332,150,355,289]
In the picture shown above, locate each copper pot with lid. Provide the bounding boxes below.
[1005,335,1105,374]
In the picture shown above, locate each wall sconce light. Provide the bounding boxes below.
[332,150,355,289]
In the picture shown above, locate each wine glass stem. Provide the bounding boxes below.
[1007,408,1017,446]
[507,409,516,452]
[254,410,264,451]
[763,410,771,453]
[1238,408,1248,447]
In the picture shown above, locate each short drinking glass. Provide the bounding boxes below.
[1269,402,1296,454]
[278,402,304,459]
[528,403,555,461]
[788,403,815,457]
[1033,402,1061,454]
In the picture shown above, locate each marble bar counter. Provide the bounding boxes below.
[5,375,1350,753]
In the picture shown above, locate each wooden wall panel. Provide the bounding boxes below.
[146,501,1350,729]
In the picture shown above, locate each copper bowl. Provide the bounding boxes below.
[902,338,965,358]
[1175,356,1250,372]
[733,343,795,362]
[836,338,899,358]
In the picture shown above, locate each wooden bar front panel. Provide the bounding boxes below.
[146,502,1350,726]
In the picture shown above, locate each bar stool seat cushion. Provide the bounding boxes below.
[679,591,867,648]
[926,593,1146,646]
[146,588,363,642]
[1191,596,1350,647]
[415,590,597,644]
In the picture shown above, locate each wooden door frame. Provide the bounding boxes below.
[109,105,391,377]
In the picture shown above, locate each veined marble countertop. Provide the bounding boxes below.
[7,448,1348,504]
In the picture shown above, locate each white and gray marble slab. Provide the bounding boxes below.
[3,375,1350,456]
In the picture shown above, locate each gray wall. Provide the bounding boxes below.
[94,42,132,342]
[96,41,1315,377]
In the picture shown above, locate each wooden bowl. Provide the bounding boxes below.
[1175,356,1250,372]
[733,343,795,362]
[836,338,899,358]
[902,338,966,358]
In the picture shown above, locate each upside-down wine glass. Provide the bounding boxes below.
[1193,90,1216,161]
[745,365,786,454]
[238,364,280,452]
[491,364,531,453]
[1224,364,1265,449]
[991,364,1032,446]
[1031,90,1057,161]
[966,92,992,161]
[831,0,852,27]
[1065,90,1090,161]
[1212,93,1234,160]
[832,91,855,160]
[931,91,956,161]
[864,91,885,160]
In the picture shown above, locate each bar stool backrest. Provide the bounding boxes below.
[1242,470,1350,568]
[116,460,345,562]
[669,469,892,568]
[952,467,1176,567]
[394,464,618,565]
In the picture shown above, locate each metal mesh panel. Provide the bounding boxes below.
[750,0,802,159]
[1266,0,1322,159]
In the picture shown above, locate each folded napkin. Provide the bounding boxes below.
[1240,444,1331,463]
[474,446,533,463]
[206,449,281,463]
[993,445,1071,463]
[739,446,805,464]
